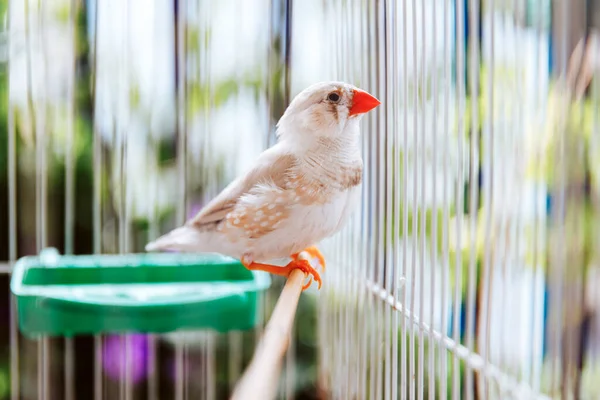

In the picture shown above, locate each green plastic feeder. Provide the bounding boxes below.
[10,248,271,338]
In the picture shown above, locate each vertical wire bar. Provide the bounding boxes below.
[332,2,342,395]
[9,280,18,400]
[330,2,340,395]
[228,332,242,393]
[126,4,132,399]
[530,0,546,392]
[345,1,354,397]
[344,2,354,398]
[203,5,219,390]
[569,73,586,400]
[367,0,378,397]
[36,0,50,397]
[374,0,386,399]
[365,0,373,395]
[175,1,187,398]
[355,0,363,392]
[390,0,400,398]
[352,2,359,395]
[320,0,329,393]
[383,0,393,398]
[465,0,480,397]
[377,0,385,396]
[124,335,132,400]
[352,0,358,394]
[480,0,495,397]
[501,0,513,388]
[200,336,206,400]
[204,335,209,400]
[147,331,157,400]
[504,26,516,392]
[195,2,215,394]
[358,0,369,397]
[409,0,419,397]
[147,2,161,399]
[256,0,269,349]
[505,0,521,390]
[288,0,297,396]
[529,0,541,391]
[92,0,103,398]
[147,145,159,393]
[177,0,188,255]
[333,0,341,381]
[64,1,78,399]
[496,0,509,387]
[228,0,243,393]
[429,0,438,397]
[64,1,76,261]
[8,0,20,397]
[350,3,360,398]
[319,2,338,396]
[207,334,215,400]
[550,0,569,393]
[357,0,372,397]
[418,0,427,397]
[333,2,342,398]
[332,0,341,393]
[590,27,600,400]
[400,0,409,397]
[358,0,368,398]
[514,0,527,386]
[453,0,465,396]
[342,0,349,394]
[318,1,328,392]
[119,2,131,399]
[344,6,352,379]
[440,0,450,397]
[352,0,356,396]
[344,0,352,389]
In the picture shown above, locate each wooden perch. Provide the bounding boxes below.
[230,267,307,400]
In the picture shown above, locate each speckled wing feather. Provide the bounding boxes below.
[187,146,297,230]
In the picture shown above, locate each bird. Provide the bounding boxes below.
[145,81,380,290]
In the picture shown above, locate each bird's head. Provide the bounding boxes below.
[276,81,380,141]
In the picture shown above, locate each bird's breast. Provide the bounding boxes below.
[288,158,363,203]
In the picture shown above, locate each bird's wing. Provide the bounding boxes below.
[188,145,296,229]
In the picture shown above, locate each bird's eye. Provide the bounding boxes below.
[327,92,340,102]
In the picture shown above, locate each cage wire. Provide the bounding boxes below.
[2,0,600,399]
[317,0,600,399]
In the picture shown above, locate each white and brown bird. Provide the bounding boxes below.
[145,81,380,289]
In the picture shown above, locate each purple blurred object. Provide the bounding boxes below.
[102,334,149,384]
[188,202,205,220]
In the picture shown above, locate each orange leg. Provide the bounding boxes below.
[242,258,322,290]
[292,246,326,272]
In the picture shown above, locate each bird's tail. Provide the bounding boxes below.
[145,225,205,252]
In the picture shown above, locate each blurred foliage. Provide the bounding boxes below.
[0,66,7,178]
[0,365,7,399]
[523,84,596,187]
[186,74,264,116]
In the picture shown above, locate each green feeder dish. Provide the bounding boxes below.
[10,248,271,338]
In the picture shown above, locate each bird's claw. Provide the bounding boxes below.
[304,247,326,272]
[292,246,326,272]
[302,276,313,290]
[289,259,322,290]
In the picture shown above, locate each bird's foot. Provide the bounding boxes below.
[292,246,326,272]
[242,258,322,290]
[290,259,322,290]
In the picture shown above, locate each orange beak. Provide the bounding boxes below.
[348,88,381,116]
